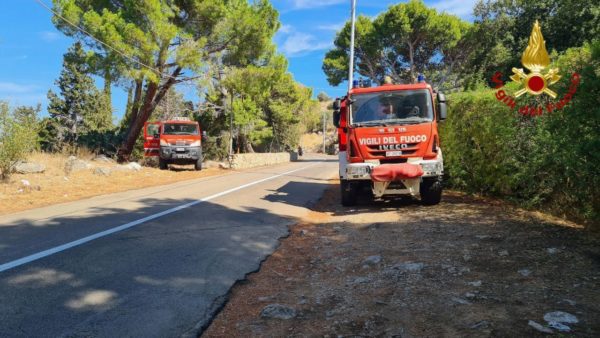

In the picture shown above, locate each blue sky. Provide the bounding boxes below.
[0,0,475,120]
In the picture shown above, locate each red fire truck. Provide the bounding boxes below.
[333,80,447,206]
[143,118,205,170]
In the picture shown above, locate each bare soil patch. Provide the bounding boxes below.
[204,185,600,337]
[0,153,225,215]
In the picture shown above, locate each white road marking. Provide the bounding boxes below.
[0,164,317,273]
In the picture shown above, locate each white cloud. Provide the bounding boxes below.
[0,82,45,107]
[430,0,477,19]
[39,31,62,43]
[317,22,345,31]
[279,24,293,34]
[0,82,39,94]
[281,32,332,57]
[286,0,347,10]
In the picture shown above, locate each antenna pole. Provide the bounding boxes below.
[348,0,357,92]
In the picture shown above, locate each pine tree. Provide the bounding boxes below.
[46,42,113,152]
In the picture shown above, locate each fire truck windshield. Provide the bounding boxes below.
[163,123,199,135]
[350,90,433,126]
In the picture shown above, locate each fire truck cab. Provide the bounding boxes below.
[333,80,447,206]
[143,117,205,171]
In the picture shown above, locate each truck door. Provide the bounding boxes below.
[143,122,161,157]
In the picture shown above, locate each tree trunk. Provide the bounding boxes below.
[103,69,112,98]
[117,68,182,162]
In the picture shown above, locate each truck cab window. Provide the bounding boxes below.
[163,124,199,135]
[351,90,433,125]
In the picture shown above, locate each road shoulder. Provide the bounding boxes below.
[203,186,600,337]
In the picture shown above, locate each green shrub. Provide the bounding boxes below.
[0,102,39,180]
[441,41,599,228]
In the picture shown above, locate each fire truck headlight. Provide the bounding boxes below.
[421,162,441,174]
[160,139,169,146]
[190,140,201,147]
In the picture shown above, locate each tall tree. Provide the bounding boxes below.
[153,88,194,121]
[50,0,279,161]
[46,42,112,152]
[462,0,599,87]
[323,0,469,87]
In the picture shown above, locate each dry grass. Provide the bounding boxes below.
[0,152,225,216]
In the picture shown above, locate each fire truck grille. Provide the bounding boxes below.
[366,143,419,158]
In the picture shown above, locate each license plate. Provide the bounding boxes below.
[176,147,185,152]
[174,154,190,159]
[386,151,403,157]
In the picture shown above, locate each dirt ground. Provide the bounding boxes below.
[204,185,600,337]
[0,152,225,215]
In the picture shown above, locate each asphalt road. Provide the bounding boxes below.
[0,155,337,337]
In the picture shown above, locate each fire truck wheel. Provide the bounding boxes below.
[420,177,442,205]
[159,158,168,170]
[194,158,202,171]
[340,180,357,206]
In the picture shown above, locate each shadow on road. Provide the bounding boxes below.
[0,188,326,337]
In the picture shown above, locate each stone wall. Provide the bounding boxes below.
[230,153,292,170]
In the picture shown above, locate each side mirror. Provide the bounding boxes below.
[437,92,446,103]
[153,133,160,139]
[437,92,447,121]
[333,110,341,128]
[333,99,341,110]
[438,103,447,121]
[201,130,208,142]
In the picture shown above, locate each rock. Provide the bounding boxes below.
[543,311,578,324]
[15,162,46,174]
[518,269,532,277]
[300,229,309,236]
[128,162,142,171]
[391,262,424,273]
[346,276,371,286]
[114,162,143,172]
[218,162,231,169]
[92,155,114,163]
[65,157,92,173]
[468,280,482,287]
[260,304,297,320]
[363,255,382,266]
[528,320,554,334]
[470,320,490,329]
[547,247,559,254]
[465,292,476,299]
[498,250,509,257]
[94,167,111,176]
[21,179,31,187]
[451,297,471,305]
[547,321,572,332]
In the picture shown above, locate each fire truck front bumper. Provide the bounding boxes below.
[343,157,444,198]
[160,146,202,161]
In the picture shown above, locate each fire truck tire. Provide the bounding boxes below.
[340,180,357,206]
[159,158,168,170]
[194,158,203,171]
[420,177,442,205]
